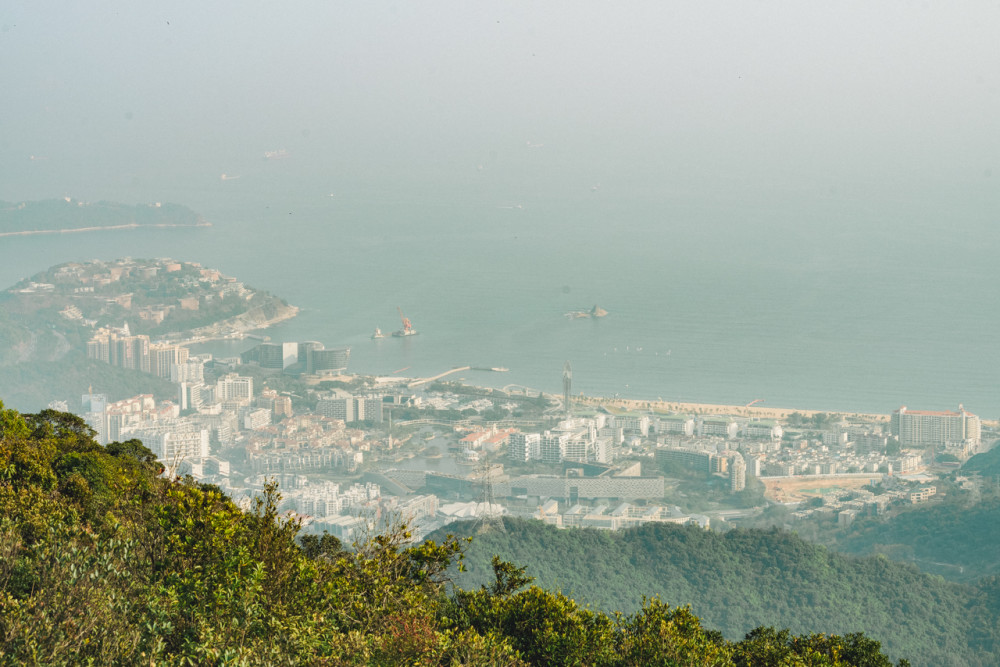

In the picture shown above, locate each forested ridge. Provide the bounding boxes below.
[1,401,910,666]
[963,445,1000,478]
[829,495,1000,583]
[436,517,1000,666]
[810,447,1000,585]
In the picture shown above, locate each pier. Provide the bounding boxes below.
[408,366,471,388]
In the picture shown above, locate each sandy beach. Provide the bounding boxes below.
[0,221,212,237]
[573,395,890,423]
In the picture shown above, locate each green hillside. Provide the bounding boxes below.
[435,518,1000,666]
[818,449,1000,583]
[0,401,907,666]
[828,495,1000,583]
[0,351,178,413]
[963,446,1000,478]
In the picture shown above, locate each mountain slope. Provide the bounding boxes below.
[435,518,999,666]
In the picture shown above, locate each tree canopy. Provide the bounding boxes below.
[436,516,996,666]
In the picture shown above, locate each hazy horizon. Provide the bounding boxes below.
[3,2,998,207]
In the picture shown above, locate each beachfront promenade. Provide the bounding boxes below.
[575,396,891,423]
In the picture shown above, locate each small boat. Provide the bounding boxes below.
[371,327,385,340]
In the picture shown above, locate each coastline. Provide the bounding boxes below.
[574,396,890,423]
[421,377,894,423]
[412,375,1000,426]
[0,221,212,238]
[172,304,300,346]
[577,397,996,428]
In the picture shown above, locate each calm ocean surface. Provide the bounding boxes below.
[2,175,997,418]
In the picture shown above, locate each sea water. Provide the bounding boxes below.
[1,177,997,418]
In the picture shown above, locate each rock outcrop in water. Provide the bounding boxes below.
[566,304,609,319]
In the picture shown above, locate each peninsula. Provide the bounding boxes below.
[0,258,297,408]
[0,198,210,237]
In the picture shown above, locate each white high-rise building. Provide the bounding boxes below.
[540,431,569,463]
[159,429,210,463]
[128,423,209,464]
[730,453,747,493]
[179,382,211,411]
[508,432,541,462]
[563,438,590,463]
[216,374,253,401]
[150,343,189,379]
[171,358,205,384]
[243,408,272,431]
[316,393,353,421]
[315,391,382,424]
[593,437,613,464]
[891,405,981,449]
[82,393,109,444]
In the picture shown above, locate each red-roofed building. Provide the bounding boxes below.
[483,429,515,453]
[460,431,490,450]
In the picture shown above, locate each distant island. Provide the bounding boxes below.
[0,198,210,237]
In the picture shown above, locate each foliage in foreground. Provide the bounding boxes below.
[0,401,906,666]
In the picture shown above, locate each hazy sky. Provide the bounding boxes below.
[2,1,999,206]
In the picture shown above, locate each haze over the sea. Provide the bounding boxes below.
[1,2,998,416]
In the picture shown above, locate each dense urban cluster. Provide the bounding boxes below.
[55,338,992,547]
[12,258,994,546]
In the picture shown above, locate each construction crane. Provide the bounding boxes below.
[392,306,417,337]
[537,504,548,521]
